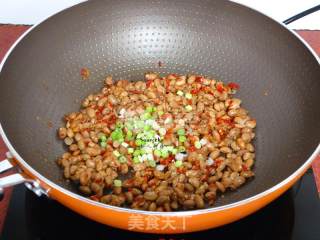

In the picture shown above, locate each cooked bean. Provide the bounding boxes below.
[215,181,226,192]
[145,72,158,80]
[185,183,195,192]
[205,191,216,201]
[58,127,67,139]
[113,186,122,195]
[80,171,90,186]
[144,191,158,201]
[246,143,255,152]
[156,195,170,205]
[209,149,220,159]
[86,108,96,118]
[246,120,256,128]
[64,137,73,146]
[105,76,113,85]
[245,158,254,168]
[146,91,156,99]
[79,186,92,195]
[86,147,101,156]
[86,159,95,168]
[194,195,205,208]
[148,202,157,211]
[69,144,78,152]
[108,94,118,105]
[183,199,195,209]
[220,147,232,154]
[57,73,256,211]
[91,182,102,194]
[189,177,200,188]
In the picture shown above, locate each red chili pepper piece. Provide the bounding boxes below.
[188,146,197,152]
[191,88,201,94]
[242,164,248,171]
[160,155,174,165]
[216,83,225,93]
[146,80,153,88]
[80,67,90,80]
[129,90,142,94]
[228,82,240,90]
[177,167,186,174]
[195,76,204,83]
[89,195,99,201]
[165,78,170,91]
[216,117,234,126]
[213,159,222,168]
[107,102,113,110]
[218,129,227,139]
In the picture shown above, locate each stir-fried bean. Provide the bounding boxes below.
[57,72,256,211]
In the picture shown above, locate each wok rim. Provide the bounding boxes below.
[0,0,319,216]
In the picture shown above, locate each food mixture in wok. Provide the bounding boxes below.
[57,73,256,211]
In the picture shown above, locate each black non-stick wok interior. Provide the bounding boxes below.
[0,0,319,207]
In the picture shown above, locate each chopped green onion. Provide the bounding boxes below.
[144,125,151,131]
[154,149,161,157]
[118,156,127,163]
[175,160,183,167]
[185,93,192,99]
[161,150,169,158]
[152,121,160,130]
[133,149,141,157]
[144,147,153,154]
[194,141,201,149]
[128,148,134,154]
[177,128,185,136]
[178,146,186,152]
[146,153,154,160]
[114,179,122,187]
[159,128,166,136]
[135,139,145,146]
[99,135,107,142]
[185,105,193,112]
[126,130,133,138]
[100,141,107,148]
[165,146,174,152]
[125,121,134,130]
[135,120,144,129]
[136,132,144,139]
[146,106,155,113]
[116,122,123,129]
[177,90,184,96]
[111,129,123,141]
[148,160,156,167]
[133,156,140,164]
[140,148,146,154]
[179,135,187,143]
[113,150,121,157]
[171,148,178,155]
[141,112,152,120]
[121,142,129,148]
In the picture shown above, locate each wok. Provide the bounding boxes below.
[0,0,319,234]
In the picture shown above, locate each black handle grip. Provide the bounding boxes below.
[283,4,320,25]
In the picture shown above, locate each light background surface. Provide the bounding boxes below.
[0,0,319,29]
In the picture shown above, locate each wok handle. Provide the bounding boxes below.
[283,4,320,25]
[0,159,25,201]
[0,155,49,201]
